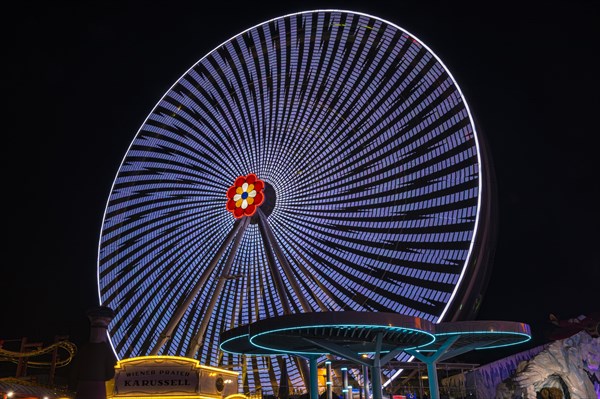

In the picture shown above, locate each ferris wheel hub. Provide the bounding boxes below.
[226,173,266,218]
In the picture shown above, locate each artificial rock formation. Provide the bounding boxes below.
[496,330,600,399]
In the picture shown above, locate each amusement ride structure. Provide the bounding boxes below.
[97,9,530,399]
[0,338,77,398]
[0,338,76,374]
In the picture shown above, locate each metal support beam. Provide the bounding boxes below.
[294,355,313,395]
[187,217,250,357]
[380,347,405,366]
[342,367,349,399]
[257,208,312,312]
[257,208,314,390]
[257,212,292,314]
[362,365,370,399]
[404,335,460,399]
[308,355,319,399]
[304,332,414,399]
[370,332,384,399]
[151,218,247,355]
[326,361,333,399]
[437,339,498,362]
[302,338,371,367]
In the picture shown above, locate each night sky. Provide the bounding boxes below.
[3,1,599,368]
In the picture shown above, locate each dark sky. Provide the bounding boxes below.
[3,1,598,367]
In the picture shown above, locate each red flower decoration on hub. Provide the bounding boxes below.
[226,173,265,218]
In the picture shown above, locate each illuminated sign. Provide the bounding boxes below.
[110,356,237,398]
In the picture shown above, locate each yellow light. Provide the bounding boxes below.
[109,396,236,399]
[113,355,238,376]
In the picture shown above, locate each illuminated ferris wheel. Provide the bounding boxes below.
[98,9,495,393]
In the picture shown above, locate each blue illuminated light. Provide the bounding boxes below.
[435,331,532,350]
[249,323,436,355]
